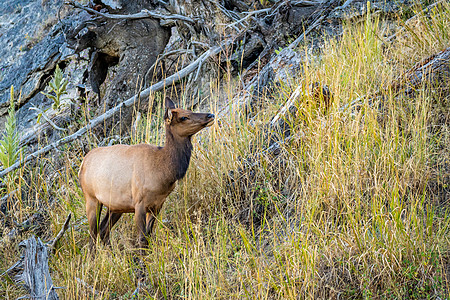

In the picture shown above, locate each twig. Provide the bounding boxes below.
[287,14,326,51]
[270,86,305,126]
[144,49,193,83]
[47,213,72,254]
[190,41,210,49]
[76,277,99,296]
[129,281,142,299]
[65,0,195,24]
[0,41,231,180]
[207,0,241,24]
[291,0,324,5]
[0,260,22,279]
[29,107,67,132]
[226,8,271,28]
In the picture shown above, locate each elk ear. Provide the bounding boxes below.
[164,97,176,123]
[165,97,176,110]
[166,108,173,122]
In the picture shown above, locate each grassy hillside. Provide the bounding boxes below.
[1,2,450,299]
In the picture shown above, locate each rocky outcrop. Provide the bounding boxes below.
[0,0,65,118]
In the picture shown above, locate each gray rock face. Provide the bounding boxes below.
[0,1,63,89]
[0,0,64,127]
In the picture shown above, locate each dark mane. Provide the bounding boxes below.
[165,130,193,180]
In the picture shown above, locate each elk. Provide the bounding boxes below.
[78,97,214,249]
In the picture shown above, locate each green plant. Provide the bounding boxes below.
[275,47,283,55]
[0,86,23,183]
[41,64,68,112]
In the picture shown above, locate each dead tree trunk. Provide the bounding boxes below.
[1,214,70,299]
[15,236,60,300]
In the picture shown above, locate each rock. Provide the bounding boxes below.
[0,0,63,116]
[229,31,266,72]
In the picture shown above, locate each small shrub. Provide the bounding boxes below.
[41,64,68,112]
[0,86,23,184]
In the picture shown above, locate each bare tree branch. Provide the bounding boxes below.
[29,107,68,132]
[341,46,450,113]
[65,0,195,24]
[226,8,271,28]
[47,213,72,254]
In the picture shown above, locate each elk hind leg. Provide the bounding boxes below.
[99,209,122,245]
[135,204,148,250]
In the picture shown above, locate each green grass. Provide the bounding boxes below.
[1,2,450,299]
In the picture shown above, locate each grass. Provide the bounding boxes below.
[1,2,450,299]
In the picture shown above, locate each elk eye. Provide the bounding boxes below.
[179,116,188,121]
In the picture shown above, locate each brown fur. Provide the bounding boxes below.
[79,98,214,249]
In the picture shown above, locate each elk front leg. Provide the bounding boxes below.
[146,206,162,236]
[146,213,155,236]
[135,204,148,249]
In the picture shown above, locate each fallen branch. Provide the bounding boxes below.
[226,8,271,28]
[65,0,195,24]
[0,213,48,248]
[29,107,68,132]
[47,213,72,254]
[286,14,326,51]
[270,86,304,126]
[0,41,231,180]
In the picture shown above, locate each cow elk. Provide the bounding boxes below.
[78,97,215,250]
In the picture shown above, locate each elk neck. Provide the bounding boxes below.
[161,128,193,181]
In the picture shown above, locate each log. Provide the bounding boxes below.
[65,0,195,24]
[341,46,450,113]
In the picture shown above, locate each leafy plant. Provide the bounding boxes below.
[41,64,68,112]
[0,86,23,181]
[275,47,283,55]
